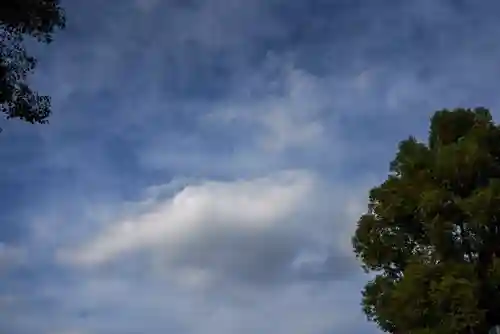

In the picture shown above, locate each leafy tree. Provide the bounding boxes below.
[0,0,65,125]
[353,107,500,334]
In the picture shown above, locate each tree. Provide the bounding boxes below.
[352,107,500,334]
[0,0,65,125]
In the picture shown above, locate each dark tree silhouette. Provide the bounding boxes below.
[0,0,65,125]
[353,107,500,334]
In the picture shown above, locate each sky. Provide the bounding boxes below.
[1,0,500,333]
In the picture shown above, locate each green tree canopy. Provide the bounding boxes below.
[353,107,500,334]
[0,0,65,125]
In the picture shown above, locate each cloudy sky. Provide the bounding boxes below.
[2,0,500,333]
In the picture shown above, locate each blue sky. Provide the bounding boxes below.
[1,0,500,333]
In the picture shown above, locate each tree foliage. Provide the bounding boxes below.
[353,107,500,333]
[0,0,65,124]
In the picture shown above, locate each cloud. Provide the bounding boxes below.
[207,62,327,152]
[133,0,160,12]
[59,170,362,293]
[9,0,500,333]
[0,169,371,334]
[62,170,314,265]
[51,330,89,334]
[0,243,26,271]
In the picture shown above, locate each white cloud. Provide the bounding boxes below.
[61,170,315,267]
[209,64,328,153]
[55,168,371,302]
